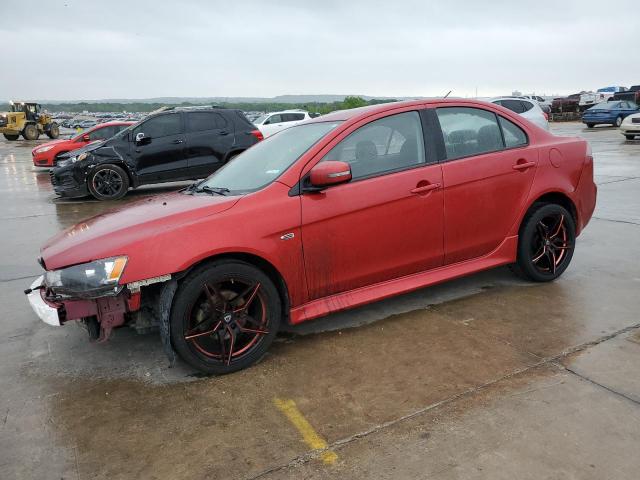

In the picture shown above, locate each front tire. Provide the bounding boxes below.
[23,124,39,140]
[170,261,281,375]
[47,123,60,139]
[512,204,576,282]
[87,164,130,200]
[625,134,635,140]
[586,123,594,129]
[3,133,19,141]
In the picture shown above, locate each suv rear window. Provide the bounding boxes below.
[498,99,526,114]
[187,112,228,132]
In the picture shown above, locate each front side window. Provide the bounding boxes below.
[320,111,426,180]
[88,126,115,141]
[134,113,182,138]
[436,107,504,159]
[265,114,282,125]
[198,121,341,194]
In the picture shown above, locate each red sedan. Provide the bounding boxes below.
[31,121,133,167]
[26,99,596,374]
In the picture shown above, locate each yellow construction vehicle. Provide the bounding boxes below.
[0,101,60,141]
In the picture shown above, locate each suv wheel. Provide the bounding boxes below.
[88,164,130,200]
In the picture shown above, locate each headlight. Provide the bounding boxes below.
[69,152,88,163]
[44,256,128,298]
[36,145,54,153]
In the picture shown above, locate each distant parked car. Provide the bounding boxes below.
[78,120,97,129]
[620,112,640,139]
[579,86,628,111]
[490,97,549,130]
[253,110,312,138]
[551,94,581,114]
[582,101,639,128]
[50,107,264,200]
[32,121,133,167]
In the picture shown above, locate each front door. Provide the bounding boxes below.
[132,112,188,182]
[301,110,444,300]
[435,106,538,264]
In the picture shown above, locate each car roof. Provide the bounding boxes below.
[307,98,514,124]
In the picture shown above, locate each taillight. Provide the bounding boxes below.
[250,129,264,141]
[543,112,549,121]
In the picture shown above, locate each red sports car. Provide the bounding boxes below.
[26,99,596,374]
[31,121,133,167]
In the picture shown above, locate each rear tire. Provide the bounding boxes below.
[512,203,576,282]
[47,123,60,139]
[23,124,39,140]
[87,164,130,201]
[615,116,623,127]
[3,133,19,141]
[170,261,281,375]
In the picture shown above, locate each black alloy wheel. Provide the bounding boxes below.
[512,203,576,282]
[171,261,281,374]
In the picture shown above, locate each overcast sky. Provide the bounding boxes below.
[2,0,639,101]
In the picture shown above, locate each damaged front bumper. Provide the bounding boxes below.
[26,276,61,326]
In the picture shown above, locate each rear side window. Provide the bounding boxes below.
[436,107,504,159]
[186,112,228,132]
[321,111,426,180]
[282,113,306,121]
[520,101,534,112]
[135,113,182,138]
[498,99,526,114]
[265,114,282,124]
[499,117,528,148]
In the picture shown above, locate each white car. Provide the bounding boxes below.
[489,97,549,130]
[253,110,312,138]
[579,86,628,109]
[620,112,640,140]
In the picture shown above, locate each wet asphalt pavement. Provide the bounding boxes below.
[1,124,639,479]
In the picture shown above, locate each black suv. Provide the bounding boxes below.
[50,107,263,200]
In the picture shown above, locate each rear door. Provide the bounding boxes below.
[132,112,188,182]
[185,111,234,178]
[436,106,537,264]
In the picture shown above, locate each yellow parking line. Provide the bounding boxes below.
[274,398,338,465]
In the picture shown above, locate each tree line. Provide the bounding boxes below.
[0,96,396,115]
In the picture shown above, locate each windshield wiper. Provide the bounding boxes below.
[195,185,230,196]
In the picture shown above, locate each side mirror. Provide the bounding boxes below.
[82,134,90,142]
[308,161,352,190]
[135,132,150,145]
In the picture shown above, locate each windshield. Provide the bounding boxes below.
[597,87,616,93]
[197,121,341,194]
[253,114,268,125]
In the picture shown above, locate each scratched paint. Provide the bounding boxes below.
[274,398,338,465]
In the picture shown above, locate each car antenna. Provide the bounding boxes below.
[443,90,452,99]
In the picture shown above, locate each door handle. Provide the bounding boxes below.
[172,139,184,144]
[513,161,535,171]
[411,183,441,194]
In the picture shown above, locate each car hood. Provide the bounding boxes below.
[32,138,69,151]
[41,191,241,270]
